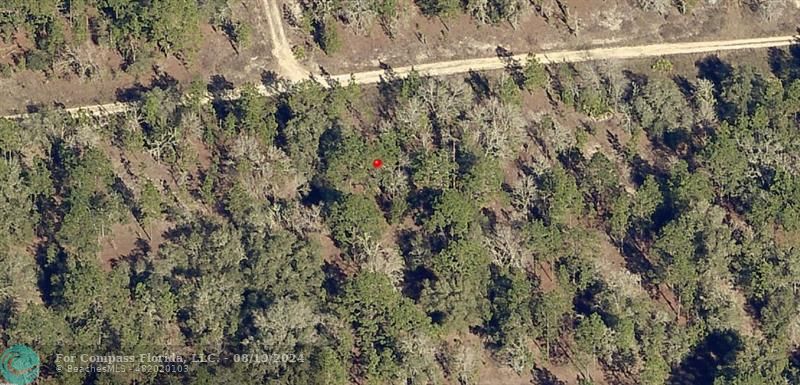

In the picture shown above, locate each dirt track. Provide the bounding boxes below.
[328,35,799,84]
[2,4,798,120]
[262,0,308,82]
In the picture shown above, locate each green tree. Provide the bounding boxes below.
[425,189,479,239]
[236,83,277,144]
[423,240,491,330]
[311,347,349,385]
[328,194,388,250]
[138,179,162,225]
[633,77,692,138]
[540,165,583,225]
[575,313,610,359]
[523,54,548,90]
[337,272,431,383]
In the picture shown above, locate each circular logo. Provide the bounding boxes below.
[0,345,40,385]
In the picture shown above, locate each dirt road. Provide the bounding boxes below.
[2,3,797,121]
[262,0,309,83]
[328,35,799,84]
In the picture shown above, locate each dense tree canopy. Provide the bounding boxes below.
[3,41,800,385]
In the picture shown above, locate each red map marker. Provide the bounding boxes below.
[372,159,383,169]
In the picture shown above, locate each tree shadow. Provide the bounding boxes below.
[466,70,491,100]
[495,46,525,87]
[668,329,743,385]
[532,366,567,385]
[622,70,648,91]
[695,55,732,89]
[672,75,694,100]
[767,45,800,81]
[111,177,139,219]
[322,261,347,297]
[115,82,149,102]
[627,154,656,186]
[151,67,178,90]
[620,236,655,278]
[208,74,234,96]
[402,265,435,301]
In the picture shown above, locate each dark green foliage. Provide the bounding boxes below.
[328,194,388,249]
[137,179,161,224]
[523,54,548,90]
[540,165,584,225]
[314,18,341,54]
[425,189,480,238]
[412,149,457,190]
[422,240,491,329]
[632,78,692,138]
[235,84,278,144]
[338,272,430,383]
[416,0,461,16]
[1,0,205,71]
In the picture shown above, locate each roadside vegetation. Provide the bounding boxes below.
[0,0,250,78]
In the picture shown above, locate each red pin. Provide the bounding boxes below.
[372,159,383,169]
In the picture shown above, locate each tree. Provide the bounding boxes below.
[235,83,277,144]
[416,0,461,16]
[315,18,342,54]
[632,78,692,138]
[422,240,491,330]
[575,313,611,360]
[540,165,583,225]
[158,217,246,351]
[337,272,431,383]
[425,189,479,239]
[534,287,572,357]
[328,194,388,250]
[630,175,662,230]
[412,149,457,191]
[282,81,330,175]
[467,97,525,159]
[243,298,321,374]
[311,347,349,385]
[0,157,37,251]
[668,160,713,211]
[609,193,632,242]
[523,54,548,90]
[138,179,162,225]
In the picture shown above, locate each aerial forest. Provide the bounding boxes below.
[3,16,800,384]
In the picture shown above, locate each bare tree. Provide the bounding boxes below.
[337,0,376,35]
[636,0,673,14]
[397,331,442,384]
[419,78,470,129]
[283,1,305,28]
[443,340,481,385]
[230,136,307,200]
[467,97,525,159]
[499,335,532,374]
[485,224,529,269]
[747,0,787,20]
[394,97,435,151]
[354,233,405,288]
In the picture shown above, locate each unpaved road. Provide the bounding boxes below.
[2,4,798,121]
[328,35,800,84]
[262,0,308,82]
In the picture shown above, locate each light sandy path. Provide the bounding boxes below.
[328,35,799,84]
[2,10,797,120]
[262,0,310,82]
